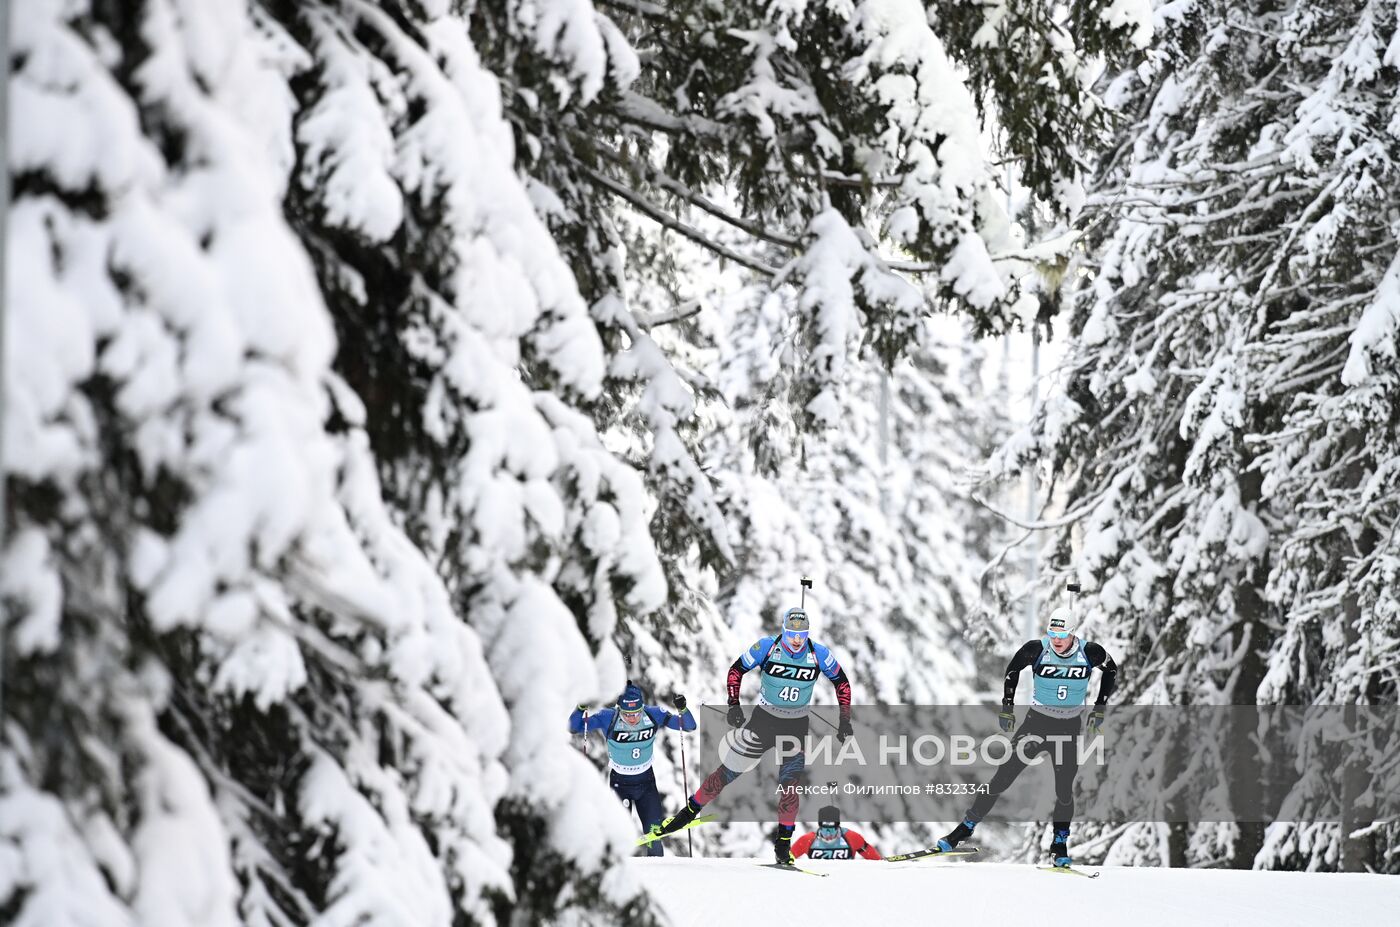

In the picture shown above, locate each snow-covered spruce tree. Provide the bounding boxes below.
[990,0,1400,871]
[2,1,668,923]
[476,0,1153,535]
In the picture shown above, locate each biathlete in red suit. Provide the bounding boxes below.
[793,805,881,860]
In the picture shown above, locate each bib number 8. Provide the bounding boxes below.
[778,686,801,702]
[631,747,642,760]
[1057,685,1068,701]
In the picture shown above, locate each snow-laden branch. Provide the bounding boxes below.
[595,0,672,22]
[582,165,780,274]
[610,90,728,140]
[636,300,703,329]
[598,147,802,248]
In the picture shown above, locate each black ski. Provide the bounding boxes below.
[760,863,829,877]
[1038,864,1100,879]
[885,846,980,862]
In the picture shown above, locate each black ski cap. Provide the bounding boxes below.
[818,805,840,827]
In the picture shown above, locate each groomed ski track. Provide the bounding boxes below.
[632,858,1399,926]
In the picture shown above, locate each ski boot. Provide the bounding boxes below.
[654,798,702,838]
[937,818,977,852]
[1049,827,1071,868]
[774,824,795,865]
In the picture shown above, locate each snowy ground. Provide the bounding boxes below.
[634,857,1399,926]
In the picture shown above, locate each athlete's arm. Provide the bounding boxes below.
[726,658,747,704]
[730,638,775,703]
[570,707,613,733]
[792,832,816,859]
[829,667,853,722]
[649,705,698,732]
[1083,643,1120,705]
[847,830,882,860]
[815,644,853,721]
[1002,640,1043,704]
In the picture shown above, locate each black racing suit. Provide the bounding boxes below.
[966,639,1119,828]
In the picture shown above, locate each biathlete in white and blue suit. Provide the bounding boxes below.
[570,683,696,856]
[650,607,854,865]
[937,606,1119,868]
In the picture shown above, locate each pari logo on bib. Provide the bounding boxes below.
[809,805,853,859]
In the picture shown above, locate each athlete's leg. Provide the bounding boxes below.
[772,750,805,864]
[609,771,632,809]
[699,708,777,802]
[634,773,667,858]
[657,712,777,835]
[771,717,807,864]
[966,713,1051,821]
[776,749,806,828]
[942,713,1058,850]
[694,763,742,804]
[1051,726,1079,826]
[1049,715,1080,847]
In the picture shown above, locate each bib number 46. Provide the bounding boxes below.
[778,686,802,702]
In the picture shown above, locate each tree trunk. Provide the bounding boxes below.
[1227,466,1271,869]
[1339,431,1378,873]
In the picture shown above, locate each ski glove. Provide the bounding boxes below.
[1087,707,1105,736]
[997,705,1016,733]
[727,704,746,728]
[577,704,589,713]
[674,695,687,712]
[837,716,854,743]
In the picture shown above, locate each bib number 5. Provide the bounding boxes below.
[1057,685,1069,700]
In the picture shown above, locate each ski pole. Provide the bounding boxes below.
[680,718,694,857]
[800,575,812,608]
[582,707,589,757]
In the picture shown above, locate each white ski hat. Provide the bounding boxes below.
[1047,607,1076,637]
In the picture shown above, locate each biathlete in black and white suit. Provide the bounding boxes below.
[937,606,1120,868]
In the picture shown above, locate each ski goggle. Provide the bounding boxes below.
[782,610,810,647]
[619,706,643,722]
[1048,629,1071,639]
[818,825,839,839]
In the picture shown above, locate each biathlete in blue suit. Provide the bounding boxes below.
[570,683,696,856]
[650,607,853,865]
[937,606,1120,867]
